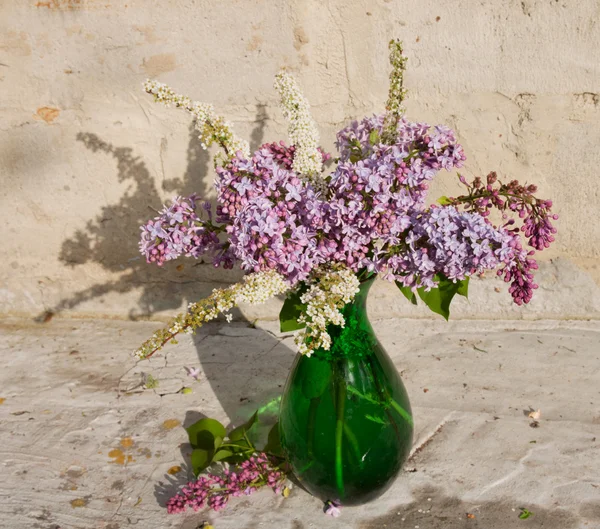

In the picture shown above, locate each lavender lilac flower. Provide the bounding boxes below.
[376,207,518,290]
[327,115,466,271]
[445,171,558,304]
[217,142,331,284]
[139,195,225,267]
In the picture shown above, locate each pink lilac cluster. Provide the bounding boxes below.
[217,143,331,283]
[139,195,222,267]
[166,453,286,514]
[326,115,466,271]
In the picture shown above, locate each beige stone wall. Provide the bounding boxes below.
[1,0,599,321]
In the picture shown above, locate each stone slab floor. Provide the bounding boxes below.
[0,317,599,529]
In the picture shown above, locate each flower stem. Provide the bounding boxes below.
[343,423,363,467]
[389,399,414,427]
[366,355,405,440]
[334,363,346,499]
[307,396,320,458]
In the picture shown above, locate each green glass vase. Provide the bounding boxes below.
[279,278,414,505]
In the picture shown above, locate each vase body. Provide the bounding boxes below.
[279,279,414,505]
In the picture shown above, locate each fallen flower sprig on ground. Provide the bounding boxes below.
[166,411,290,515]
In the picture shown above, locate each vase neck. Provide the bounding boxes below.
[340,276,375,320]
[308,277,377,361]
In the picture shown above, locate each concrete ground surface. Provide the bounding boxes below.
[0,316,599,529]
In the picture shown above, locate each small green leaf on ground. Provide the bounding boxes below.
[191,448,212,476]
[264,422,284,457]
[144,374,159,389]
[519,508,533,519]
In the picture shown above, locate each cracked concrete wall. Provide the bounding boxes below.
[1,0,599,321]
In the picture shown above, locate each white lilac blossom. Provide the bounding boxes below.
[294,265,360,356]
[134,270,289,359]
[143,79,250,163]
[273,71,323,179]
[382,39,408,143]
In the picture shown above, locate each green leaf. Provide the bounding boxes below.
[457,276,469,298]
[365,413,387,425]
[143,374,159,389]
[229,411,258,442]
[417,284,451,320]
[417,274,458,320]
[369,129,380,145]
[263,422,283,457]
[212,449,234,462]
[416,274,469,321]
[437,195,453,205]
[190,448,212,476]
[519,508,533,520]
[279,289,307,333]
[395,281,417,305]
[186,418,226,449]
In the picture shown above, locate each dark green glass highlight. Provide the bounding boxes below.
[279,278,414,505]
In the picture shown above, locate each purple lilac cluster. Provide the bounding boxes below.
[326,115,466,271]
[217,143,331,283]
[139,117,554,305]
[139,195,223,267]
[498,242,538,305]
[215,143,295,224]
[336,115,466,177]
[215,142,330,224]
[166,453,285,514]
[455,172,558,250]
[374,207,518,289]
[446,172,558,304]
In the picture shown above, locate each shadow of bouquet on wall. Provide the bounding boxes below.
[43,105,294,426]
[49,125,219,320]
[47,103,269,320]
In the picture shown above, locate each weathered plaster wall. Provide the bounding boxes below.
[1,0,599,321]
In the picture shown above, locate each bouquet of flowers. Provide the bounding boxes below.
[135,40,557,361]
